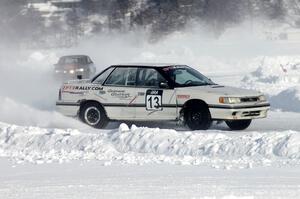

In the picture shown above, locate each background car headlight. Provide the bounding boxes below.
[69,70,75,74]
[219,97,241,104]
[258,95,267,102]
[75,68,84,72]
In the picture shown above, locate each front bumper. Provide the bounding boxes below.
[56,101,80,117]
[209,103,270,120]
[54,71,90,80]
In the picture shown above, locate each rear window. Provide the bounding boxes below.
[93,67,114,84]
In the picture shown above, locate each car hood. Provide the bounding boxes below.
[176,85,261,97]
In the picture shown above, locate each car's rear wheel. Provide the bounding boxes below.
[225,119,252,130]
[184,106,212,130]
[80,102,108,129]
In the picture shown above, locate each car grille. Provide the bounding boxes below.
[242,111,261,117]
[240,97,259,103]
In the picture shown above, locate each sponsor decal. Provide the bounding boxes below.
[98,90,106,95]
[107,89,131,99]
[63,85,103,91]
[163,65,185,71]
[62,91,85,95]
[177,95,190,99]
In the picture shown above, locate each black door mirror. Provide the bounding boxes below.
[159,81,169,89]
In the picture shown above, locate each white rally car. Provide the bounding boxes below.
[56,64,270,130]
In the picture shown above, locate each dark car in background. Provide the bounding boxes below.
[54,55,96,80]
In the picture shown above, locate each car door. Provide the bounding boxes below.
[99,67,138,120]
[134,68,177,120]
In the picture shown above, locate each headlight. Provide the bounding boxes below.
[258,95,267,102]
[69,70,75,74]
[55,70,60,73]
[219,97,241,104]
[75,68,84,72]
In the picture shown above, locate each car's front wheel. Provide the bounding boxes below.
[79,102,109,129]
[184,106,212,130]
[225,119,252,130]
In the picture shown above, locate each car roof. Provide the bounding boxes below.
[111,63,182,68]
[60,55,89,58]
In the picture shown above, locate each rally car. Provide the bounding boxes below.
[54,55,96,80]
[56,64,270,130]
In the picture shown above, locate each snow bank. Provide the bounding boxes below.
[1,123,300,168]
[242,56,300,95]
[269,86,300,112]
[241,56,300,112]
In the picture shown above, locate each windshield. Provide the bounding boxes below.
[60,57,87,65]
[163,66,215,87]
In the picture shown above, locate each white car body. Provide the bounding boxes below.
[56,64,270,128]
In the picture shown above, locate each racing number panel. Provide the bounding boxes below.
[146,90,163,111]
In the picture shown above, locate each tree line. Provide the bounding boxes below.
[0,0,297,48]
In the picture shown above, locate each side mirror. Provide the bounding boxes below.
[159,81,169,89]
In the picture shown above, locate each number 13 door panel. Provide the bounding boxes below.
[135,88,177,120]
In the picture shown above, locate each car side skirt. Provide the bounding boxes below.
[56,101,271,121]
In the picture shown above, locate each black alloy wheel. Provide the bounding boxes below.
[185,106,212,130]
[79,102,108,129]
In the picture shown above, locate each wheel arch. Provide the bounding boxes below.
[78,99,108,117]
[181,99,210,112]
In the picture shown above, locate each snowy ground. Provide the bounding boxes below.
[1,36,300,198]
[1,159,300,199]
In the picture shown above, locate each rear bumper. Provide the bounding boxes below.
[56,101,80,117]
[209,103,270,120]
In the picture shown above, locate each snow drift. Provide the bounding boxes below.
[241,56,300,112]
[242,56,300,94]
[269,87,300,112]
[1,122,300,168]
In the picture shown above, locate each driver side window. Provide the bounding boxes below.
[173,69,199,84]
[136,68,166,88]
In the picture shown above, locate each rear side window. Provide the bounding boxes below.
[105,67,137,86]
[93,67,114,84]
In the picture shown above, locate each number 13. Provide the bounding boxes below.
[146,95,162,110]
